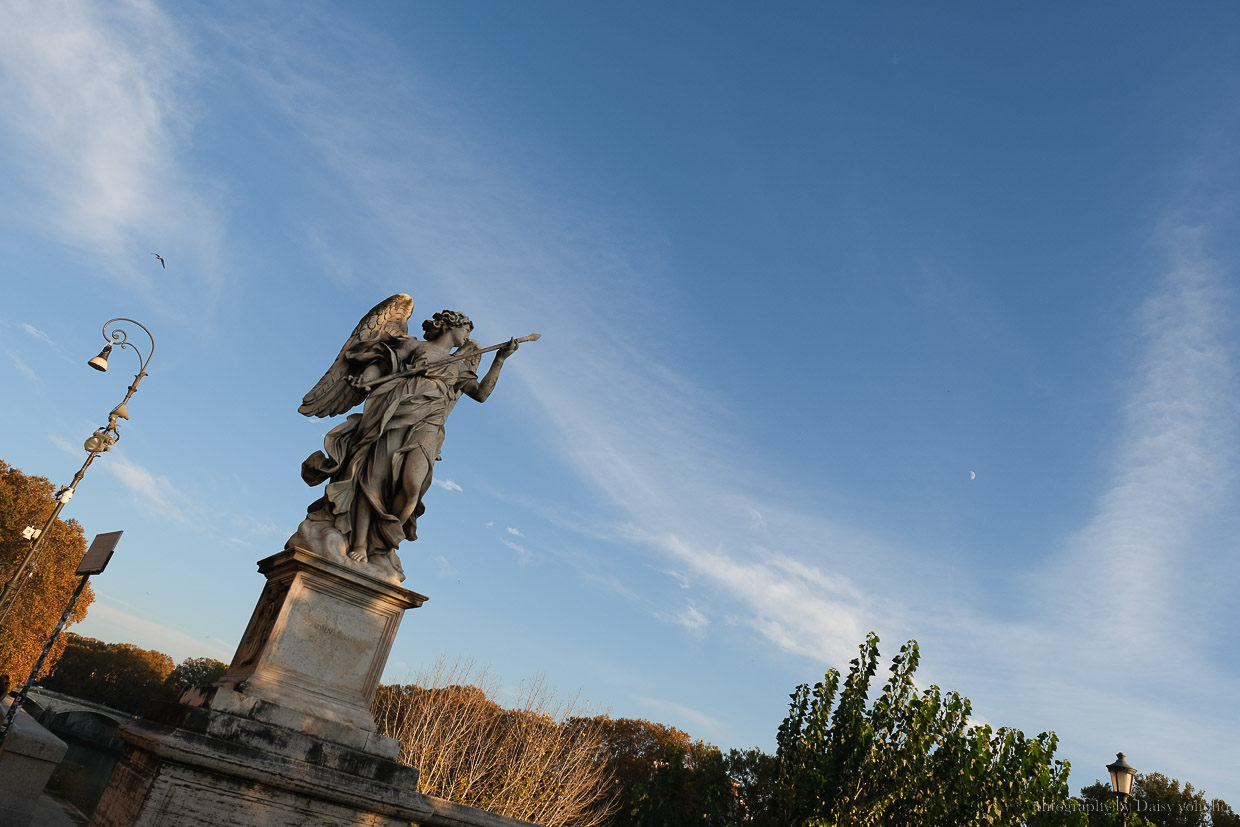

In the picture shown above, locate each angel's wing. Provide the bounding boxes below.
[298,293,415,417]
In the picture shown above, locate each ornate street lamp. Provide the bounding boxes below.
[0,318,154,629]
[1107,752,1137,826]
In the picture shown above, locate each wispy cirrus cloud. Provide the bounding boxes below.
[502,538,532,564]
[642,531,870,665]
[230,514,288,538]
[434,478,463,492]
[923,220,1240,791]
[103,453,189,521]
[7,353,38,383]
[0,1,183,249]
[18,323,55,347]
[657,601,710,635]
[76,600,232,663]
[656,568,692,590]
[1026,225,1235,657]
[631,695,725,742]
[0,0,226,304]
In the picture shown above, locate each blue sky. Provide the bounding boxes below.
[2,0,1239,801]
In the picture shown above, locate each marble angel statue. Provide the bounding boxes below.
[287,293,534,581]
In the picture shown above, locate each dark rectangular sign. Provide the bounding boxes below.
[76,530,123,576]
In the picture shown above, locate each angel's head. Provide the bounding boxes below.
[422,310,474,345]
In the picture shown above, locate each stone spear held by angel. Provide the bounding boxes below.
[352,333,541,392]
[286,293,537,582]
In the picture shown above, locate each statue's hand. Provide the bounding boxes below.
[346,374,366,389]
[497,337,519,358]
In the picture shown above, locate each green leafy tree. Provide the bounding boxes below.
[725,746,781,827]
[160,656,228,701]
[626,739,739,827]
[1074,781,1125,826]
[0,460,93,685]
[1055,782,1155,827]
[39,633,174,714]
[583,715,777,827]
[772,632,1079,827]
[1071,773,1240,827]
[1133,773,1211,827]
[1073,774,1238,827]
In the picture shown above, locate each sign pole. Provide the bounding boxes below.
[0,531,122,751]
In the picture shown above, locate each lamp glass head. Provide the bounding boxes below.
[1107,753,1136,797]
[88,343,113,372]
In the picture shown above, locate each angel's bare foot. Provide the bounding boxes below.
[348,548,368,564]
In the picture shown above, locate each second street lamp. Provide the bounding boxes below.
[0,318,154,630]
[1107,752,1137,826]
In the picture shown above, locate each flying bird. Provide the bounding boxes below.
[152,253,165,268]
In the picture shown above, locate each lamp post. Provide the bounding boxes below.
[0,318,154,630]
[1107,752,1137,826]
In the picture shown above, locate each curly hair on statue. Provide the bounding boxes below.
[421,310,474,340]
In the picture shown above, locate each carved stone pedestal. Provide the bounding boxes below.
[88,692,430,827]
[89,546,430,827]
[213,546,426,730]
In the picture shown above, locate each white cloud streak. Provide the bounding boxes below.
[0,0,226,303]
[434,478,463,492]
[230,514,287,538]
[652,533,869,665]
[102,453,188,521]
[434,554,459,579]
[7,353,38,383]
[75,600,233,663]
[1038,226,1234,652]
[502,538,531,564]
[920,222,1240,792]
[0,1,180,248]
[631,695,725,742]
[661,602,710,634]
[18,323,55,346]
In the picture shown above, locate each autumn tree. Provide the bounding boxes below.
[0,460,93,685]
[372,659,615,827]
[39,633,174,714]
[585,716,695,823]
[1213,802,1240,827]
[772,633,1080,827]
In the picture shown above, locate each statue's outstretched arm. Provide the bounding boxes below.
[464,338,519,403]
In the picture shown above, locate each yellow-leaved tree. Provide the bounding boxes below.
[0,460,92,686]
[372,659,616,827]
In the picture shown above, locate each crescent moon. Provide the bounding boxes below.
[970,471,976,480]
